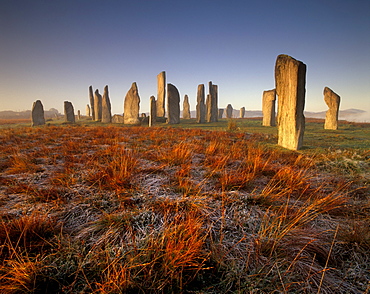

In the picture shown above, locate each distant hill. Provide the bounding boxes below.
[0,109,61,119]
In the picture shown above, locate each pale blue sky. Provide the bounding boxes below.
[1,0,369,120]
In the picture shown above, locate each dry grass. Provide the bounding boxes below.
[0,124,369,293]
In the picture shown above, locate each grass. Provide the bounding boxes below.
[0,118,369,293]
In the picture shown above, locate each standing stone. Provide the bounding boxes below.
[94,89,102,121]
[112,114,124,123]
[64,101,75,123]
[77,110,81,120]
[101,85,112,123]
[218,109,224,119]
[275,54,306,150]
[324,87,340,130]
[262,89,276,126]
[156,71,166,117]
[183,95,191,119]
[149,96,157,127]
[167,83,180,124]
[206,94,211,122]
[31,100,45,126]
[196,84,206,123]
[206,82,218,122]
[240,107,245,118]
[86,104,91,117]
[124,82,141,124]
[89,86,95,120]
[226,104,233,119]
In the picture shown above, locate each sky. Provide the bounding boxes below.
[1,0,370,121]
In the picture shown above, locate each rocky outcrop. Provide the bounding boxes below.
[262,89,276,126]
[64,101,75,123]
[94,89,102,121]
[183,95,191,119]
[275,54,306,150]
[149,96,157,127]
[196,84,206,123]
[124,82,141,125]
[156,71,166,117]
[226,104,233,119]
[31,100,45,126]
[324,87,340,130]
[101,85,112,123]
[89,86,95,120]
[167,83,180,124]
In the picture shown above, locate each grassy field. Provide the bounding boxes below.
[0,118,369,293]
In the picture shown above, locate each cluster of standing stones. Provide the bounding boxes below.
[31,54,342,150]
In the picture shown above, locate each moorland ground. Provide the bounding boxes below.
[0,118,369,293]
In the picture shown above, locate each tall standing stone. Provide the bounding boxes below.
[101,85,112,123]
[124,82,141,124]
[196,84,206,123]
[156,71,166,117]
[167,83,180,124]
[183,95,191,119]
[206,82,218,122]
[64,101,75,123]
[275,54,306,150]
[226,104,233,118]
[31,100,45,126]
[89,86,95,120]
[94,89,102,121]
[218,109,224,119]
[262,89,276,126]
[86,104,91,117]
[240,107,245,118]
[149,96,157,127]
[324,87,340,130]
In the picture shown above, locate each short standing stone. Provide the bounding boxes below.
[64,101,75,123]
[183,95,191,119]
[218,109,224,119]
[89,86,95,120]
[77,110,81,120]
[31,100,45,126]
[240,107,245,118]
[124,82,141,124]
[149,96,157,127]
[112,114,124,123]
[262,89,276,126]
[94,89,102,121]
[196,84,206,123]
[86,104,91,117]
[226,104,233,119]
[101,85,112,123]
[275,54,306,150]
[324,87,340,130]
[167,83,180,124]
[156,71,166,117]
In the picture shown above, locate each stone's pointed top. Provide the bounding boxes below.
[95,89,100,94]
[104,85,108,91]
[323,86,340,97]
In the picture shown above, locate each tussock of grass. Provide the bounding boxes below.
[0,123,369,293]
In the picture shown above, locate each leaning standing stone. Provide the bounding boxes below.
[64,101,75,123]
[149,96,157,127]
[324,87,340,130]
[226,104,233,119]
[167,83,180,124]
[101,85,112,123]
[196,84,206,123]
[31,100,45,126]
[183,95,191,119]
[94,89,102,121]
[124,82,141,124]
[275,54,306,150]
[156,71,166,117]
[262,89,276,126]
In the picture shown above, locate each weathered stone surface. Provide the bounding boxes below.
[64,101,75,123]
[89,86,95,120]
[112,114,124,123]
[206,82,218,122]
[156,71,166,117]
[183,95,191,119]
[167,83,180,124]
[86,104,91,117]
[275,54,306,150]
[240,107,245,118]
[218,109,224,119]
[31,100,45,126]
[226,104,233,118]
[124,82,141,124]
[94,89,102,121]
[101,85,112,123]
[262,89,276,126]
[324,87,340,130]
[149,96,156,127]
[196,84,206,123]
